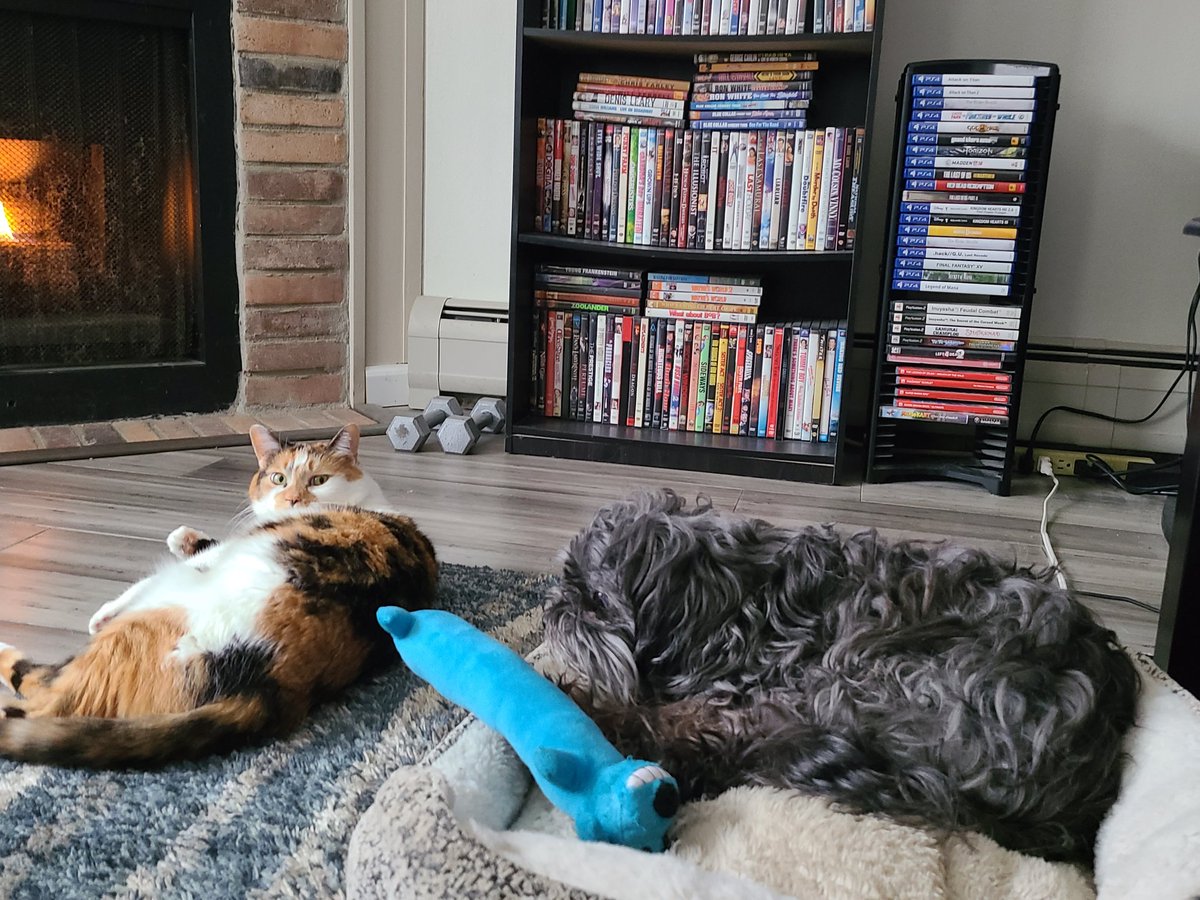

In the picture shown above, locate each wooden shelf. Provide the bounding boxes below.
[523,27,875,58]
[519,232,853,263]
[508,417,840,483]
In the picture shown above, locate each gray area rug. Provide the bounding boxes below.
[0,564,551,900]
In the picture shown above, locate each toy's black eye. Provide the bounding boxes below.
[654,783,680,818]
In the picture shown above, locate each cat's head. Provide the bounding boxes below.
[248,424,382,520]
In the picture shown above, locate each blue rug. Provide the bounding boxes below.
[0,564,550,900]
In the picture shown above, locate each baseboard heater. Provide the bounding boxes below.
[408,295,509,408]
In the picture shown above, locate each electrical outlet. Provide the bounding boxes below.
[1032,448,1155,478]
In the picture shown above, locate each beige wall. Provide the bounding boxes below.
[423,0,518,302]
[363,0,423,370]
[421,0,1200,449]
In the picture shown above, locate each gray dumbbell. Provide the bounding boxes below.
[386,396,463,452]
[438,398,507,455]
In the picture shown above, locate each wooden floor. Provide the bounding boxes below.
[0,434,1166,663]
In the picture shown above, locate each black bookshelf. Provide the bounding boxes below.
[865,60,1061,495]
[506,1,888,484]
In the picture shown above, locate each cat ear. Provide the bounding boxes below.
[327,424,360,460]
[249,425,282,467]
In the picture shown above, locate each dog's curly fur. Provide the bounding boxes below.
[543,490,1140,864]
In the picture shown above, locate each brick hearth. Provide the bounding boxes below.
[233,0,350,409]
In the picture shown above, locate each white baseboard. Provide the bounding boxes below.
[365,364,410,408]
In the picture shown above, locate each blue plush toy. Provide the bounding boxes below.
[377,607,680,852]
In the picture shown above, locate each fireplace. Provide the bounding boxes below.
[0,0,238,427]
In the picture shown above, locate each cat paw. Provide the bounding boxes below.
[167,526,214,559]
[88,602,121,635]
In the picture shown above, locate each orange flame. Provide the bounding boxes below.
[0,200,13,241]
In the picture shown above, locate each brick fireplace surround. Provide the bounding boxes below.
[234,0,351,410]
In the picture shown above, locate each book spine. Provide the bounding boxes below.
[712,324,730,433]
[768,325,787,438]
[691,324,710,430]
[808,325,825,438]
[790,326,809,440]
[695,131,713,248]
[704,130,722,249]
[818,329,837,440]
[668,320,686,429]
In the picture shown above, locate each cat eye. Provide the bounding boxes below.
[269,472,287,486]
[310,475,330,486]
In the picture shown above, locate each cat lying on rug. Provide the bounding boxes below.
[544,489,1140,864]
[0,424,438,768]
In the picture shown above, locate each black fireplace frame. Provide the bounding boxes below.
[0,0,239,427]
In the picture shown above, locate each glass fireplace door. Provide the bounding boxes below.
[0,0,238,427]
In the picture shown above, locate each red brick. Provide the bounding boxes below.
[237,0,344,22]
[244,272,345,305]
[149,417,201,440]
[0,428,38,453]
[243,237,347,271]
[241,130,345,165]
[241,92,345,127]
[244,203,344,236]
[244,373,345,406]
[236,17,347,60]
[77,422,123,447]
[245,339,345,373]
[245,167,345,202]
[245,305,344,340]
[32,425,80,449]
[111,420,159,443]
[189,417,237,438]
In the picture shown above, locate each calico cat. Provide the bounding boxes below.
[0,424,437,768]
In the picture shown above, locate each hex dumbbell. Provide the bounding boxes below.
[437,398,507,455]
[386,396,463,452]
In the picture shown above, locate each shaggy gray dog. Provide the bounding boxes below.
[544,489,1139,863]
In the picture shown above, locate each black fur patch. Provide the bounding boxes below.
[196,642,277,706]
[9,659,32,691]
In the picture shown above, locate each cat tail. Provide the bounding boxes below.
[0,695,282,768]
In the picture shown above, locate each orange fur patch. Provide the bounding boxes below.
[7,608,198,719]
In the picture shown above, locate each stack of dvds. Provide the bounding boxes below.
[646,271,761,324]
[533,264,643,421]
[573,73,688,128]
[532,269,847,441]
[879,70,1039,428]
[811,0,876,33]
[690,52,815,131]
[542,0,813,35]
[534,118,865,252]
[880,301,1017,426]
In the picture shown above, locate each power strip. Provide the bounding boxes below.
[1032,448,1155,478]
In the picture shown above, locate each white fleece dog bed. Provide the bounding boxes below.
[347,652,1200,900]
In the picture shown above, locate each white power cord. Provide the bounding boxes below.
[1036,456,1071,590]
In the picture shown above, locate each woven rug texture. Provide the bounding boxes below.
[0,564,550,900]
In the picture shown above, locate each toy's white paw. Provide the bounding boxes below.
[167,526,211,559]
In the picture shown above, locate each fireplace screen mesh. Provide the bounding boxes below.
[0,10,198,369]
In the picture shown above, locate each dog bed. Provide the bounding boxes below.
[347,651,1200,900]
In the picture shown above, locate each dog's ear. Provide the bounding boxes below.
[533,747,586,791]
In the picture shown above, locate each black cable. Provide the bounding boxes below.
[1075,589,1160,614]
[1020,250,1200,474]
[1083,454,1178,496]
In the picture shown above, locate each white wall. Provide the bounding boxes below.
[423,0,518,302]
[423,0,1200,448]
[857,0,1200,350]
